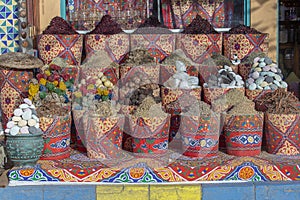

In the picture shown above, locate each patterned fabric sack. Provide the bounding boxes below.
[223,34,269,61]
[176,34,222,64]
[86,116,124,159]
[224,113,264,156]
[126,115,171,154]
[265,113,300,156]
[0,68,34,128]
[40,114,72,160]
[85,34,130,64]
[180,114,220,158]
[37,34,83,65]
[161,86,201,107]
[0,52,43,129]
[130,34,176,63]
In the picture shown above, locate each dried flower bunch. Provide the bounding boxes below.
[257,89,300,114]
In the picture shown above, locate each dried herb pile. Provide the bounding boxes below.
[257,89,300,114]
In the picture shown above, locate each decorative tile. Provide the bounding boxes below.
[0,0,19,54]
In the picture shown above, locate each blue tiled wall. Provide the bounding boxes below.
[0,0,19,54]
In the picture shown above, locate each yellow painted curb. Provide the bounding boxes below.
[150,185,202,200]
[97,185,149,200]
[97,185,202,200]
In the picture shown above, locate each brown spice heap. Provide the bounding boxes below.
[182,101,212,116]
[121,49,155,66]
[256,89,300,114]
[129,83,161,106]
[242,52,267,64]
[227,99,257,115]
[212,89,249,113]
[134,97,167,118]
[161,49,199,67]
[89,15,123,35]
[36,95,69,117]
[43,16,77,34]
[228,24,261,34]
[134,15,171,34]
[183,15,218,34]
[93,101,120,117]
[211,54,232,66]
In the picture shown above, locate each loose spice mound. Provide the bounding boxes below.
[134,15,171,34]
[227,99,257,115]
[210,54,232,66]
[161,49,199,67]
[36,95,69,117]
[242,52,267,64]
[183,15,218,34]
[182,100,212,116]
[228,24,261,34]
[89,15,123,35]
[121,49,155,66]
[256,89,300,114]
[129,84,161,106]
[93,101,120,117]
[212,89,250,113]
[134,96,167,118]
[43,16,77,34]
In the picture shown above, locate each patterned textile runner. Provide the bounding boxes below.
[8,148,300,183]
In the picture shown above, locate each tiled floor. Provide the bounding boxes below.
[0,0,19,54]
